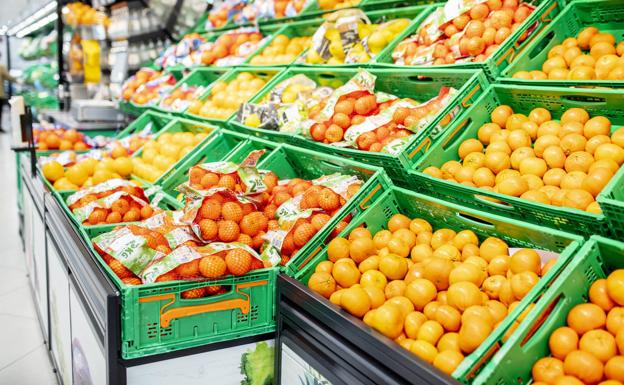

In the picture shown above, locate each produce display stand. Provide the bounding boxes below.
[13,0,624,384]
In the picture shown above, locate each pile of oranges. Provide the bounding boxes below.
[159,86,202,112]
[200,30,264,66]
[393,0,534,65]
[68,184,155,225]
[36,128,90,151]
[423,105,624,214]
[514,27,624,81]
[187,72,269,120]
[249,34,311,65]
[122,69,176,106]
[308,214,554,375]
[529,270,624,385]
[42,156,134,190]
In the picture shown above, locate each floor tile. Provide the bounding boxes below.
[0,344,58,385]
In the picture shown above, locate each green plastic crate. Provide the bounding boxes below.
[157,130,275,199]
[243,18,323,67]
[297,5,435,68]
[411,83,623,238]
[474,235,624,385]
[500,0,624,88]
[597,167,624,239]
[293,186,583,383]
[130,116,220,186]
[256,143,391,277]
[80,218,278,359]
[229,66,488,184]
[360,0,439,10]
[180,66,281,126]
[376,0,563,80]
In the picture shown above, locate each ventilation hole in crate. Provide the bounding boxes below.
[237,312,249,323]
[146,323,158,339]
[160,327,172,338]
[585,265,599,283]
[250,305,259,321]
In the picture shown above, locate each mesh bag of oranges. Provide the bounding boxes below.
[155,33,207,68]
[205,0,249,30]
[121,69,176,106]
[66,179,157,225]
[301,9,410,65]
[178,150,268,196]
[238,0,311,23]
[236,74,334,132]
[302,70,459,153]
[158,84,208,112]
[307,213,560,376]
[392,0,536,66]
[35,126,92,151]
[198,28,265,66]
[261,173,363,266]
[93,224,173,286]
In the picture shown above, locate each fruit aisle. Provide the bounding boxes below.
[6,0,624,384]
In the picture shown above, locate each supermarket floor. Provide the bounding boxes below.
[0,113,58,384]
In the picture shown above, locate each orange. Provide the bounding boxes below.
[482,276,506,300]
[340,287,371,318]
[348,227,372,240]
[424,300,441,319]
[433,244,461,262]
[435,304,462,332]
[532,357,565,384]
[315,261,334,274]
[387,237,410,258]
[485,300,508,324]
[404,264,425,285]
[590,279,616,312]
[388,214,411,232]
[449,263,484,286]
[394,228,417,249]
[553,376,584,385]
[363,286,385,309]
[617,329,624,355]
[510,271,539,300]
[458,317,492,354]
[404,311,427,339]
[418,320,445,346]
[563,350,604,384]
[605,356,624,382]
[596,143,624,166]
[386,296,415,320]
[433,350,464,375]
[462,305,495,328]
[607,270,624,305]
[379,255,408,280]
[332,261,361,288]
[330,289,345,306]
[490,105,514,128]
[423,257,454,291]
[404,278,437,311]
[431,228,457,249]
[565,151,594,173]
[567,303,607,335]
[606,307,624,335]
[385,280,407,299]
[349,237,375,263]
[410,340,438,364]
[308,272,336,298]
[579,329,617,363]
[510,249,541,274]
[327,237,351,262]
[447,282,482,312]
[373,230,393,250]
[549,326,579,359]
[372,303,404,339]
[360,269,387,290]
[411,244,433,263]
[438,332,461,353]
[409,218,432,234]
[479,237,508,262]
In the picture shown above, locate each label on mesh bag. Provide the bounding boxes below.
[93,227,164,276]
[72,190,150,223]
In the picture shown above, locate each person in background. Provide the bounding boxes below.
[0,53,16,132]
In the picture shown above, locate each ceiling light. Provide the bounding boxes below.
[7,1,57,36]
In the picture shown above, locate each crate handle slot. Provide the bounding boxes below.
[139,280,268,328]
[528,31,555,60]
[520,293,564,351]
[474,193,514,210]
[561,95,607,105]
[319,159,342,170]
[407,76,433,83]
[319,73,337,79]
[456,212,496,229]
[441,117,471,151]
